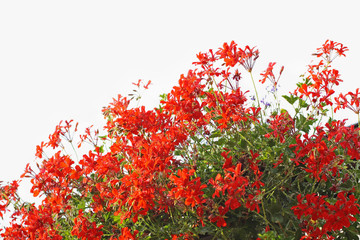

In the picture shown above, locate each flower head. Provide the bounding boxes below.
[239,46,259,72]
[260,62,284,87]
[313,40,349,63]
[335,88,360,114]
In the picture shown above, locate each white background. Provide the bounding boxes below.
[1,0,359,222]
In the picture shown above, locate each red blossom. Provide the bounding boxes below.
[239,45,260,72]
[259,62,284,87]
[294,41,348,109]
[313,39,349,62]
[265,112,294,143]
[292,192,359,238]
[290,127,341,181]
[71,209,104,239]
[169,169,207,208]
[334,88,360,114]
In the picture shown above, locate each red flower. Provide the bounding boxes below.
[216,41,259,71]
[239,45,259,72]
[216,41,241,67]
[265,112,294,143]
[169,169,207,208]
[259,62,284,86]
[313,40,349,62]
[292,192,359,238]
[290,126,342,181]
[245,192,261,213]
[334,88,360,114]
[71,209,104,239]
[117,227,139,240]
[209,206,229,227]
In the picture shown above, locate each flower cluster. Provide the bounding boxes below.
[292,192,359,239]
[1,40,359,239]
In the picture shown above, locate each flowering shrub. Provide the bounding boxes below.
[1,40,359,239]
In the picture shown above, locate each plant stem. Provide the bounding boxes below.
[250,72,263,122]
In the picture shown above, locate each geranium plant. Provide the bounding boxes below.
[1,40,359,240]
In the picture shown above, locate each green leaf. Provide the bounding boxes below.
[174,150,182,156]
[77,199,86,210]
[295,228,303,240]
[104,212,111,222]
[215,138,226,145]
[99,145,105,153]
[98,135,107,140]
[298,98,309,108]
[282,95,298,105]
[295,114,315,133]
[210,130,222,138]
[159,93,167,101]
[271,214,284,224]
[198,225,213,236]
[344,227,359,240]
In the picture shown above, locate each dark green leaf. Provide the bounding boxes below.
[282,95,298,105]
